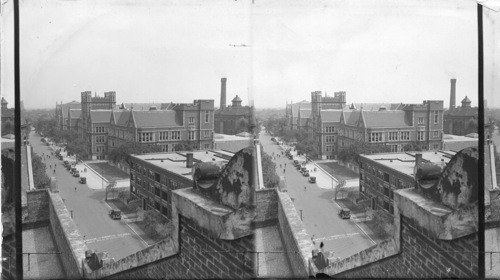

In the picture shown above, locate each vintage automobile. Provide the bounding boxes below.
[109,209,122,220]
[66,165,71,171]
[63,160,69,167]
[309,176,316,183]
[338,208,351,219]
[293,160,299,166]
[73,171,80,177]
[302,170,310,177]
[79,177,86,184]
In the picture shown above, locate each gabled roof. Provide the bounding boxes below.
[362,110,412,128]
[320,110,342,123]
[115,110,133,127]
[89,110,113,123]
[68,109,81,119]
[61,102,81,118]
[290,101,311,117]
[133,110,183,128]
[344,110,362,126]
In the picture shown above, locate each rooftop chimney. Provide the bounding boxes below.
[450,79,456,110]
[221,78,227,109]
[186,153,194,168]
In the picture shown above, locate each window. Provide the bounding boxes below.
[188,131,196,140]
[417,131,425,141]
[205,110,210,123]
[434,111,439,124]
[389,144,398,152]
[189,117,195,124]
[433,143,440,150]
[383,172,390,183]
[140,132,153,142]
[325,135,334,143]
[155,172,161,183]
[400,131,410,141]
[171,131,181,140]
[159,131,169,141]
[388,132,398,141]
[432,131,439,138]
[325,126,335,133]
[94,126,105,133]
[95,145,105,153]
[161,144,169,152]
[204,143,210,150]
[369,132,382,142]
[204,130,210,138]
[325,145,334,152]
[418,117,424,124]
[95,135,106,143]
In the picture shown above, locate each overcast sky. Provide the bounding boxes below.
[1,0,499,109]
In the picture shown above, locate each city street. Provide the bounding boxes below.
[260,131,375,259]
[30,132,148,261]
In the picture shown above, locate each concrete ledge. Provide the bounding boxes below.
[394,188,477,240]
[172,188,255,240]
[84,237,177,279]
[318,238,398,275]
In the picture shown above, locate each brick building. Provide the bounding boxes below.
[214,78,253,135]
[55,100,81,130]
[337,100,444,158]
[444,96,478,136]
[128,150,233,219]
[358,150,454,215]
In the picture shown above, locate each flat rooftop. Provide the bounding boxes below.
[131,150,233,179]
[214,133,252,141]
[443,134,479,143]
[361,150,456,177]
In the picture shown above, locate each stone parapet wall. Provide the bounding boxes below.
[277,191,314,278]
[23,189,50,227]
[254,188,278,225]
[48,192,89,279]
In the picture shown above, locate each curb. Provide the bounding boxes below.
[83,162,110,185]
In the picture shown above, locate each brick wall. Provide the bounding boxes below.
[1,235,16,280]
[22,189,50,227]
[108,216,255,279]
[48,192,88,279]
[254,188,278,226]
[336,215,478,278]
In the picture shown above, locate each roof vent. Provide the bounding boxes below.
[379,106,387,111]
[149,106,157,111]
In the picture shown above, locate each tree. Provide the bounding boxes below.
[105,181,117,201]
[403,141,424,152]
[334,179,346,200]
[2,120,14,136]
[295,135,319,160]
[66,137,89,161]
[174,141,197,152]
[260,149,280,188]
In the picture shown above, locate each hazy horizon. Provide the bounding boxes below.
[2,0,499,110]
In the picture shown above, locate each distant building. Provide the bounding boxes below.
[1,97,14,136]
[214,78,253,135]
[107,100,216,159]
[128,150,234,218]
[358,150,455,215]
[285,100,310,130]
[443,79,478,136]
[336,100,444,158]
[55,100,81,130]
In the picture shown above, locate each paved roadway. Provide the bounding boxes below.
[260,131,374,259]
[30,132,148,261]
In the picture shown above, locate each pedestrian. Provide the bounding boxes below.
[75,187,77,192]
[53,169,55,174]
[50,164,52,169]
[304,186,306,191]
[285,163,287,168]
[280,164,282,168]
[284,169,286,173]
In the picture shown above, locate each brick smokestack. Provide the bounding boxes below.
[450,79,456,109]
[221,78,227,109]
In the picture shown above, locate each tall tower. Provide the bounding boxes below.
[221,78,227,109]
[450,79,456,110]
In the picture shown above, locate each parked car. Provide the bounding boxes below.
[63,161,69,167]
[293,160,299,166]
[309,176,316,183]
[302,170,310,177]
[338,208,351,219]
[109,209,122,220]
[73,171,80,177]
[66,165,71,171]
[79,177,86,184]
